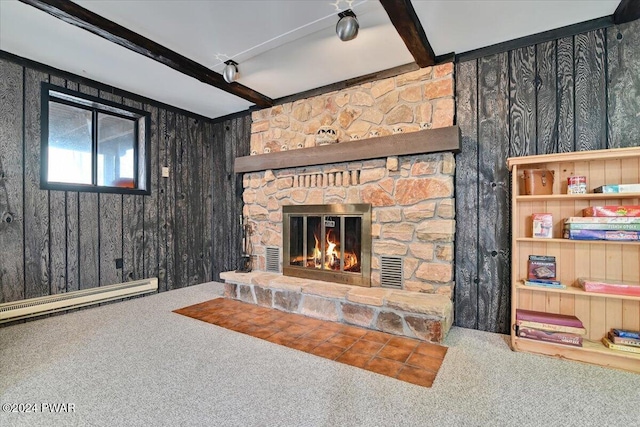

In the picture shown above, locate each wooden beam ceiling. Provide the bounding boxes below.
[19,0,273,108]
[379,0,436,68]
[614,0,640,24]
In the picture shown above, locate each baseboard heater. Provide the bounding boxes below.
[0,278,158,323]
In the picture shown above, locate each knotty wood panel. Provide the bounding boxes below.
[143,104,159,281]
[165,111,176,290]
[78,84,100,290]
[477,52,511,333]
[64,80,80,293]
[49,75,67,294]
[454,59,479,329]
[211,121,227,280]
[24,69,50,299]
[455,21,640,333]
[0,59,24,303]
[202,121,213,282]
[188,117,205,285]
[157,109,168,292]
[98,90,123,287]
[174,114,188,288]
[556,37,575,153]
[211,116,250,281]
[536,41,558,155]
[509,46,537,157]
[607,20,640,148]
[122,98,145,282]
[574,29,607,152]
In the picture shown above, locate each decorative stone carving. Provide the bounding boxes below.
[315,125,338,145]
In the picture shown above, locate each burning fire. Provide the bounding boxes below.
[313,231,358,271]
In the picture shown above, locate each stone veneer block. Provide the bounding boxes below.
[300,295,339,321]
[302,282,352,299]
[415,220,455,242]
[220,271,257,284]
[224,283,237,299]
[405,316,443,342]
[415,262,453,283]
[346,287,391,306]
[385,291,452,317]
[254,286,273,307]
[268,276,305,292]
[238,285,255,304]
[376,311,404,335]
[274,290,301,312]
[251,273,282,287]
[403,281,435,293]
[341,303,375,327]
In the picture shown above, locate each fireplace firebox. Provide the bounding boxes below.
[283,204,371,287]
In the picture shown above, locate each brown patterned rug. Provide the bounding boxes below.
[174,298,447,387]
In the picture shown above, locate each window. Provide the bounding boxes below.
[41,83,150,195]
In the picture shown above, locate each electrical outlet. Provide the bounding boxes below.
[162,167,170,178]
[115,258,123,269]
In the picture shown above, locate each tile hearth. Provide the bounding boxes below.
[174,298,447,387]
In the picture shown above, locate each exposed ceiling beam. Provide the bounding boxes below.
[614,0,640,24]
[18,0,273,108]
[379,0,436,67]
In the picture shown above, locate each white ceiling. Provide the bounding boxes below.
[0,0,620,119]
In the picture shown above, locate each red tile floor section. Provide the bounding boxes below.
[174,298,447,387]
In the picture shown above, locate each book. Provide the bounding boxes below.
[532,213,553,238]
[516,320,586,335]
[515,309,584,329]
[577,278,640,297]
[564,217,640,224]
[523,280,566,289]
[582,206,640,217]
[612,329,640,339]
[607,331,640,348]
[518,327,582,347]
[602,336,640,354]
[593,184,640,193]
[563,222,640,231]
[528,255,555,262]
[563,229,640,241]
[527,255,556,280]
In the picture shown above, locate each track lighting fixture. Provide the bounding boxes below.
[223,60,239,83]
[336,9,359,42]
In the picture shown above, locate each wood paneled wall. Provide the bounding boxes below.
[0,55,250,303]
[454,20,640,333]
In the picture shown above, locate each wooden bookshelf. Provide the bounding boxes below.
[507,147,640,374]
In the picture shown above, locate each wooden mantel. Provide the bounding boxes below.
[234,125,460,173]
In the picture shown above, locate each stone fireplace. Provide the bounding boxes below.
[221,63,457,343]
[283,203,372,287]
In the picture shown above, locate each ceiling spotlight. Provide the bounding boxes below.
[223,60,239,83]
[336,9,359,42]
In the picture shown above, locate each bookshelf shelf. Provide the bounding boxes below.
[515,192,640,201]
[515,237,640,246]
[507,147,640,374]
[514,338,640,372]
[515,282,640,302]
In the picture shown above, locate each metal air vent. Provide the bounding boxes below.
[380,256,403,289]
[265,247,280,273]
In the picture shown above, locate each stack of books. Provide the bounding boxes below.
[602,329,640,355]
[516,309,585,347]
[578,278,640,297]
[593,184,640,193]
[564,211,640,241]
[524,255,565,289]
